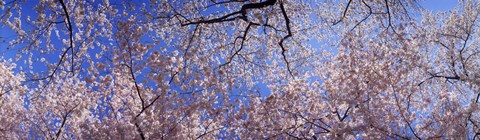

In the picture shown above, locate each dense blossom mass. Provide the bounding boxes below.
[0,0,479,139]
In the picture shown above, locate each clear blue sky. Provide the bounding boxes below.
[422,0,458,12]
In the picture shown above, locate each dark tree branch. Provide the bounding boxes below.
[27,0,76,96]
[124,60,145,110]
[278,108,331,133]
[333,0,353,25]
[476,93,480,103]
[465,50,480,63]
[284,132,302,140]
[130,55,188,139]
[195,127,225,139]
[20,0,77,102]
[384,0,397,33]
[429,73,460,80]
[135,122,146,140]
[350,0,372,31]
[219,22,256,68]
[459,14,476,77]
[393,88,421,140]
[181,0,276,26]
[335,106,350,122]
[433,40,459,76]
[182,24,200,71]
[279,1,295,78]
[182,12,244,26]
[135,94,162,118]
[59,0,75,76]
[370,124,409,139]
[418,71,461,86]
[179,0,296,77]
[54,104,77,140]
[295,113,330,133]
[206,0,248,8]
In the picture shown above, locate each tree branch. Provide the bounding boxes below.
[219,22,256,68]
[59,0,75,76]
[279,1,294,78]
[181,0,276,26]
[333,0,353,25]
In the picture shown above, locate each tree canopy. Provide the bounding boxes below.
[1,0,479,139]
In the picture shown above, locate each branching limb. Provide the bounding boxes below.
[219,22,256,68]
[131,60,180,138]
[333,0,353,25]
[54,104,78,140]
[181,0,276,26]
[279,1,294,78]
[393,87,421,140]
[334,106,350,122]
[180,0,296,77]
[135,122,146,140]
[384,0,397,33]
[59,0,75,76]
[350,0,372,31]
[206,0,247,8]
[123,61,145,110]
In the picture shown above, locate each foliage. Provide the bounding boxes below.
[0,0,479,139]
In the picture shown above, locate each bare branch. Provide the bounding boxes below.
[181,0,276,26]
[59,0,75,76]
[279,1,294,78]
[333,0,353,25]
[219,22,256,68]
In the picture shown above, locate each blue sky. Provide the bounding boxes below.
[422,0,458,11]
[0,0,463,104]
[0,0,467,138]
[0,0,459,68]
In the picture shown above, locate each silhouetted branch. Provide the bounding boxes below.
[59,0,75,76]
[279,1,294,78]
[333,0,352,25]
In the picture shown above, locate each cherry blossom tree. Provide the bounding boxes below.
[0,0,479,139]
[0,60,27,139]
